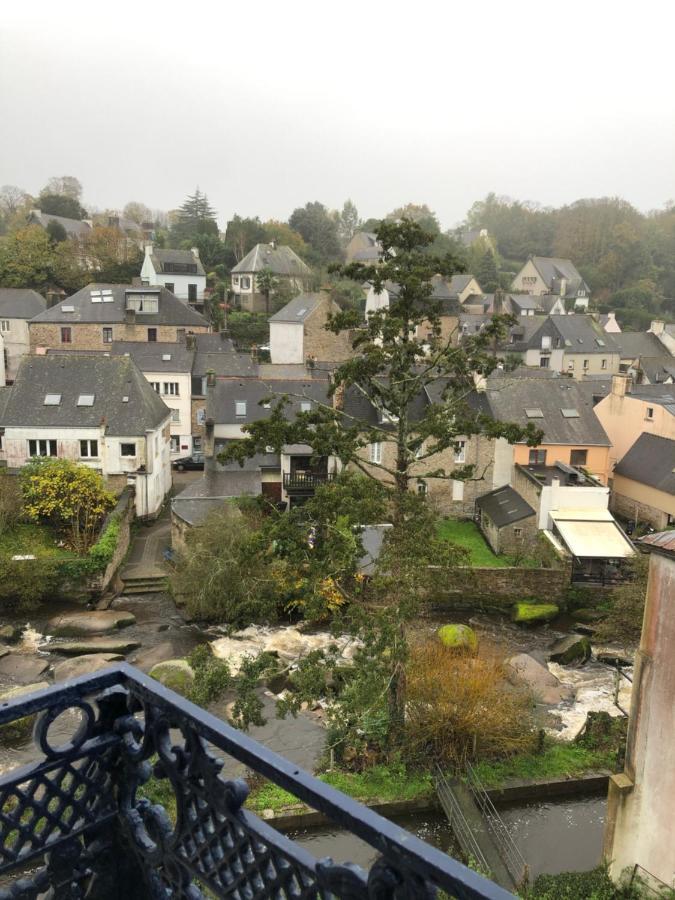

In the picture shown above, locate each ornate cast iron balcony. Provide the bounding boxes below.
[0,664,514,899]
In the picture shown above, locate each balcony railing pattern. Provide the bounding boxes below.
[0,665,514,899]
[283,472,335,493]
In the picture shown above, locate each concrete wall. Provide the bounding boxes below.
[605,548,675,888]
[270,321,303,364]
[303,299,354,362]
[610,476,675,531]
[91,489,134,595]
[0,317,30,381]
[29,321,208,352]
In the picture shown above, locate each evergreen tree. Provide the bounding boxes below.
[476,246,499,292]
[170,189,219,244]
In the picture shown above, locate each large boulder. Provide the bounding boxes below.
[505,654,573,705]
[44,639,140,656]
[595,648,634,667]
[437,624,478,654]
[573,608,608,624]
[54,653,123,682]
[511,602,559,625]
[49,610,136,637]
[0,624,21,644]
[549,635,592,666]
[149,659,195,696]
[0,654,50,683]
[0,682,49,743]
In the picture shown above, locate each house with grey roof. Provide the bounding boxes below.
[28,209,92,239]
[512,256,590,309]
[475,484,537,554]
[231,243,311,313]
[29,283,209,353]
[522,315,621,378]
[345,232,382,264]
[0,288,46,382]
[269,292,353,365]
[141,244,206,302]
[611,433,675,530]
[613,330,675,384]
[0,354,172,518]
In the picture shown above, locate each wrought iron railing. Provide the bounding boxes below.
[283,472,335,493]
[0,664,514,899]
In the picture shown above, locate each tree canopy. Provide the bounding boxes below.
[170,189,219,244]
[289,201,341,263]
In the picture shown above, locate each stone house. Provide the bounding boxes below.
[345,231,381,264]
[141,245,206,302]
[29,284,209,353]
[475,485,537,554]
[0,289,46,382]
[0,354,172,518]
[269,293,354,365]
[611,434,675,530]
[365,278,461,347]
[231,243,311,313]
[511,256,590,309]
[28,209,92,240]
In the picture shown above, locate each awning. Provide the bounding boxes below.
[550,510,634,559]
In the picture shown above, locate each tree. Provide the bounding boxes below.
[46,220,68,243]
[289,201,341,263]
[475,245,500,292]
[185,233,229,270]
[0,226,54,290]
[262,220,309,259]
[123,201,153,225]
[0,185,29,217]
[170,189,219,244]
[337,199,361,248]
[224,215,266,263]
[38,193,87,220]
[255,267,278,315]
[21,458,115,552]
[43,176,83,200]
[82,226,143,283]
[386,203,440,234]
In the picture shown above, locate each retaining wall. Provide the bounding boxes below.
[430,561,572,613]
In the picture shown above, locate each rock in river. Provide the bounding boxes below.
[149,659,195,696]
[505,653,573,705]
[0,624,21,644]
[548,634,592,666]
[511,602,560,625]
[54,653,123,681]
[45,639,141,656]
[0,653,50,683]
[49,610,136,637]
[0,682,49,743]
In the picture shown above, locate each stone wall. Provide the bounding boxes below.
[29,322,208,352]
[430,560,572,613]
[90,489,134,596]
[303,298,354,362]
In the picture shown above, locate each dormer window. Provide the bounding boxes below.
[126,292,159,314]
[300,401,312,413]
[541,335,552,350]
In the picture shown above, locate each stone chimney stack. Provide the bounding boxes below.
[333,380,345,410]
[650,320,665,337]
[204,370,216,459]
[492,289,505,314]
[46,289,60,309]
[611,373,631,398]
[191,247,200,259]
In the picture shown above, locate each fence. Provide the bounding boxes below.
[435,765,492,876]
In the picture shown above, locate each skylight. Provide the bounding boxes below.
[162,354,172,361]
[561,408,580,418]
[296,308,307,317]
[77,394,95,406]
[90,290,102,303]
[525,408,544,418]
[61,305,75,312]
[101,290,113,303]
[44,394,61,405]
[595,338,605,347]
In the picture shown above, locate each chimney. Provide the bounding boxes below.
[493,289,505,314]
[204,370,216,459]
[611,374,630,398]
[269,240,277,250]
[144,243,153,258]
[650,320,665,337]
[473,371,487,392]
[186,333,196,351]
[191,247,200,259]
[46,289,59,308]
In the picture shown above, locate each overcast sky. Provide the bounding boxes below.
[2,0,674,230]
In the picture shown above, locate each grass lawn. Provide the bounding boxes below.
[437,518,512,567]
[471,743,617,789]
[0,523,73,559]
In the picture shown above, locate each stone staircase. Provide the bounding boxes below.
[120,568,169,595]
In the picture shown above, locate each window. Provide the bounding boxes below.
[541,335,552,350]
[80,439,98,458]
[150,382,160,393]
[601,359,607,370]
[369,442,382,464]
[44,393,61,406]
[192,436,202,451]
[188,284,197,302]
[568,360,575,370]
[452,479,464,501]
[60,326,72,344]
[417,482,428,495]
[583,359,589,371]
[126,294,158,313]
[0,320,9,332]
[570,449,588,467]
[120,442,136,457]
[525,408,544,418]
[300,401,312,413]
[165,283,175,293]
[235,401,247,417]
[232,276,240,286]
[528,449,547,465]
[539,356,550,368]
[454,440,466,463]
[163,262,197,274]
[28,439,57,457]
[240,276,251,290]
[262,401,271,409]
[170,435,180,452]
[77,394,95,406]
[148,328,157,342]
[646,407,654,420]
[102,327,113,343]
[514,527,523,538]
[171,409,180,423]
[162,382,179,396]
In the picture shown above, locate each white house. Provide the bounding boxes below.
[111,341,195,458]
[0,354,172,518]
[0,289,47,382]
[141,245,206,302]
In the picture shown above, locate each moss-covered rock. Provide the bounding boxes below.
[549,634,592,665]
[511,602,559,625]
[0,682,49,744]
[149,659,195,696]
[573,608,608,624]
[437,624,478,653]
[0,624,21,644]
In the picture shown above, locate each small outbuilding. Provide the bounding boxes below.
[475,485,536,554]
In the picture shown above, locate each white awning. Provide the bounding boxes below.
[550,511,634,559]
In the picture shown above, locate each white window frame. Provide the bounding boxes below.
[454,440,466,464]
[452,479,464,501]
[0,320,10,332]
[162,382,179,396]
[369,441,382,464]
[235,401,247,417]
[28,438,57,457]
[170,409,180,423]
[79,439,99,458]
[170,435,180,452]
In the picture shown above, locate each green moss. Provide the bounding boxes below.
[512,602,559,624]
[523,865,640,899]
[437,624,478,653]
[149,660,195,697]
[471,743,617,789]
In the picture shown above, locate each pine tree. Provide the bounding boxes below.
[170,189,219,243]
[476,246,499,292]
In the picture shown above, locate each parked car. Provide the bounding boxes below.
[172,452,205,471]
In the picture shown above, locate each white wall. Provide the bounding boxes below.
[0,318,31,382]
[144,371,193,457]
[141,253,205,300]
[539,481,609,529]
[365,285,391,317]
[270,321,304,364]
[492,438,514,489]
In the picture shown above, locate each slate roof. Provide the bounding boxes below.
[149,248,205,277]
[485,373,611,446]
[529,257,589,297]
[447,274,475,296]
[0,289,47,319]
[208,378,332,425]
[111,341,194,373]
[350,233,381,262]
[614,434,675,495]
[30,284,208,327]
[382,278,461,315]
[614,331,667,360]
[232,244,311,277]
[1,354,169,435]
[29,210,91,238]
[528,316,620,354]
[638,357,675,384]
[192,333,259,379]
[269,293,324,323]
[476,485,536,527]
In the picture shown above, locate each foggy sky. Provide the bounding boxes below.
[2,0,674,229]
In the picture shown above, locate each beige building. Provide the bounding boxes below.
[0,289,46,382]
[231,243,311,313]
[522,315,621,379]
[594,376,675,469]
[610,434,675,530]
[511,256,590,309]
[29,284,209,353]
